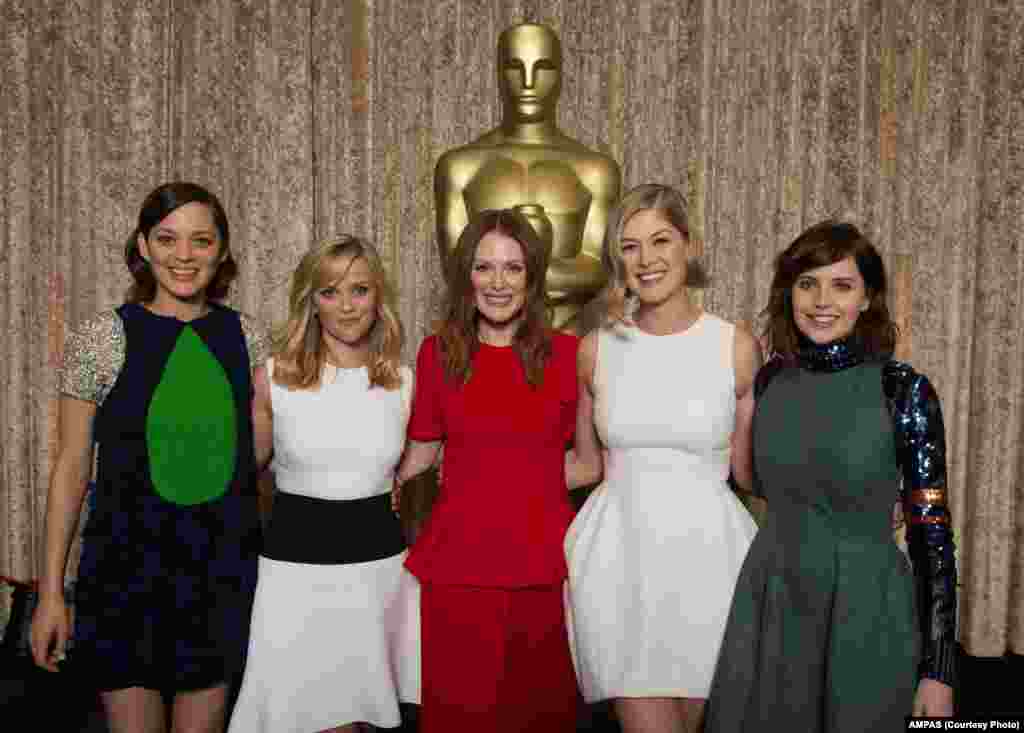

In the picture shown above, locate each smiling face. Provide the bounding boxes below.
[790,256,870,344]
[498,25,562,123]
[620,208,689,308]
[471,230,528,336]
[137,202,224,307]
[314,255,378,357]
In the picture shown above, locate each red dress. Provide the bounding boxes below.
[407,331,580,731]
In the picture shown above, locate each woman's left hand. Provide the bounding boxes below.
[891,500,905,530]
[912,678,954,717]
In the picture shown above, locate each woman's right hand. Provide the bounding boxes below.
[30,593,72,672]
[568,332,604,491]
[393,439,443,517]
[391,477,403,516]
[34,396,96,672]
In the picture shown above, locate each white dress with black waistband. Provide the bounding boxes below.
[228,360,420,732]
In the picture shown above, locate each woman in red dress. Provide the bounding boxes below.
[393,208,580,732]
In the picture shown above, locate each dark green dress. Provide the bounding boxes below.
[704,358,921,731]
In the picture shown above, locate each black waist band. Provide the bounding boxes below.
[262,491,406,564]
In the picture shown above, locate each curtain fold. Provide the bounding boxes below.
[1,0,1021,657]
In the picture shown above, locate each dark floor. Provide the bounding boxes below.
[1,647,1020,730]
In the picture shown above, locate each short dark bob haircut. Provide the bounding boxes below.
[124,181,236,302]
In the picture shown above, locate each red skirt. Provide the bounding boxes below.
[420,582,580,732]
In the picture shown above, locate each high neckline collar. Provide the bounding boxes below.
[796,336,865,372]
[135,301,217,324]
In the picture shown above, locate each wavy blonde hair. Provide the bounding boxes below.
[597,183,708,326]
[272,235,404,391]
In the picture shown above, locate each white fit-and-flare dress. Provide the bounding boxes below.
[566,314,757,701]
[229,361,420,732]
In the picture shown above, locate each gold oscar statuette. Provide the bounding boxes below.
[434,22,622,333]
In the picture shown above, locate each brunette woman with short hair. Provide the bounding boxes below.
[31,181,269,733]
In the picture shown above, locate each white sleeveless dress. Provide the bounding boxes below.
[565,314,757,700]
[229,361,420,732]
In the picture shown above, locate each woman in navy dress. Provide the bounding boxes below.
[31,182,270,733]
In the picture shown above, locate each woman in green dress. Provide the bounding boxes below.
[703,221,956,731]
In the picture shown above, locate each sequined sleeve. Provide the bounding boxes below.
[58,310,125,406]
[239,312,271,372]
[883,361,957,687]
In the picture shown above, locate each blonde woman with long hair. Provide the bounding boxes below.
[229,236,418,733]
[564,184,761,733]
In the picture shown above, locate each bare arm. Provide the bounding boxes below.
[251,364,273,471]
[394,341,448,513]
[566,331,603,490]
[31,396,96,671]
[397,440,443,484]
[397,370,441,485]
[730,324,762,493]
[392,439,443,514]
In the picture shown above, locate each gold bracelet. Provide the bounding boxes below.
[909,488,947,506]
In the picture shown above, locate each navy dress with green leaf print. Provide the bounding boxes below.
[71,302,262,692]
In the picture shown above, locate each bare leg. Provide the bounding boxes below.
[101,687,167,733]
[170,684,227,733]
[678,698,706,733]
[319,725,362,733]
[614,697,684,733]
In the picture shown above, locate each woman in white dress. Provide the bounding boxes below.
[565,184,760,733]
[229,235,418,733]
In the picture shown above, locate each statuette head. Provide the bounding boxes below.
[497,23,562,123]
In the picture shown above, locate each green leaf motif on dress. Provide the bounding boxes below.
[146,326,237,505]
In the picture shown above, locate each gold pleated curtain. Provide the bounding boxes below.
[1,0,1022,657]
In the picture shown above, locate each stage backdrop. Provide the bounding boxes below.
[2,0,1022,657]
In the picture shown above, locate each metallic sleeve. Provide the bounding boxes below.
[238,311,271,370]
[883,361,958,687]
[58,310,125,407]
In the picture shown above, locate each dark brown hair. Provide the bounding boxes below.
[124,181,236,303]
[437,209,552,386]
[763,220,897,358]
